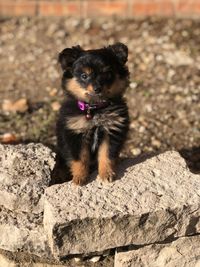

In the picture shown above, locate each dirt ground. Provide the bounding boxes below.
[0,247,114,267]
[1,16,200,171]
[0,15,200,266]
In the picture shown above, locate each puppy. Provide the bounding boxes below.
[57,43,130,185]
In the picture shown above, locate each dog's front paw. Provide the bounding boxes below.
[73,175,87,186]
[71,160,88,186]
[98,163,116,183]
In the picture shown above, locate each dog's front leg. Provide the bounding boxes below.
[98,135,116,182]
[70,144,90,186]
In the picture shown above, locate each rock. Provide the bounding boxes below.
[115,235,200,267]
[89,256,101,262]
[0,133,17,144]
[129,82,137,89]
[32,264,66,267]
[0,143,56,260]
[2,98,28,113]
[151,138,161,148]
[163,50,194,66]
[0,206,52,259]
[0,253,16,267]
[0,251,63,267]
[74,257,82,262]
[51,101,61,111]
[0,143,55,214]
[131,148,141,156]
[44,151,200,258]
[49,88,58,97]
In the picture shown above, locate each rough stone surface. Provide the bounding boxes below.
[32,264,66,267]
[44,151,200,258]
[115,235,200,267]
[0,252,65,267]
[0,205,52,259]
[0,254,15,267]
[0,143,55,214]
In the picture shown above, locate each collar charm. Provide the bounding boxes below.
[78,100,92,120]
[86,109,92,120]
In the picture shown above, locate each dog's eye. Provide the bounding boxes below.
[81,73,88,80]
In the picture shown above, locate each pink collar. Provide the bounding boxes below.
[77,100,109,120]
[78,100,108,111]
[78,101,89,111]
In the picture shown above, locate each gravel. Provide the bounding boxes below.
[0,16,200,171]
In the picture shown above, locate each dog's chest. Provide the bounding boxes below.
[90,127,101,152]
[66,107,126,151]
[66,108,125,134]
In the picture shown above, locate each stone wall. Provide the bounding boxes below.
[0,143,200,266]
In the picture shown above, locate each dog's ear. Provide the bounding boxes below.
[58,45,83,70]
[108,43,128,65]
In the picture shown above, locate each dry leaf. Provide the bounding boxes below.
[2,98,28,113]
[49,88,58,97]
[0,133,17,144]
[51,101,61,111]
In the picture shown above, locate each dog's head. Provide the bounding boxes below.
[58,43,129,102]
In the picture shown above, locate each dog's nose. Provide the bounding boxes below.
[94,86,101,94]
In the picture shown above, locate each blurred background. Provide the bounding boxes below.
[0,0,200,171]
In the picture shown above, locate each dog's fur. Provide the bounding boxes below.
[57,43,130,185]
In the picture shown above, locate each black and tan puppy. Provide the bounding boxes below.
[57,43,129,185]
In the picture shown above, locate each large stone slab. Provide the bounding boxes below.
[0,143,55,214]
[115,235,200,267]
[44,151,200,258]
[0,206,52,259]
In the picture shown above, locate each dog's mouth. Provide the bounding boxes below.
[86,92,101,97]
[85,92,106,104]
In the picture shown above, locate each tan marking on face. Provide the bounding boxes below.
[98,135,116,182]
[67,78,89,102]
[86,84,94,94]
[104,76,129,97]
[67,115,90,133]
[82,67,92,75]
[71,144,89,185]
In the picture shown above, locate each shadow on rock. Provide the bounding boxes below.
[50,154,72,185]
[179,146,200,174]
[116,152,160,180]
[50,152,161,186]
